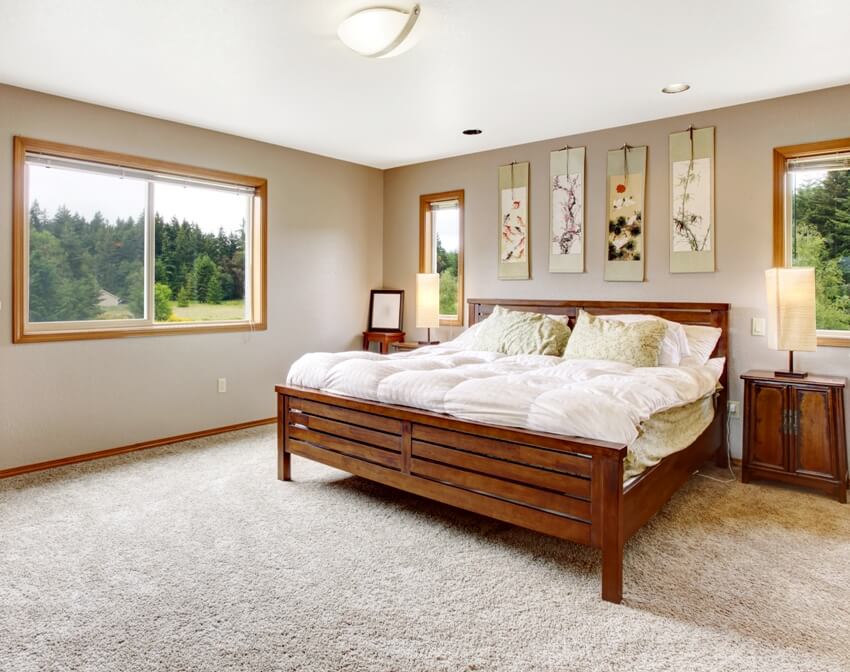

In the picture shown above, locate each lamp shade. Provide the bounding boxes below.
[415,273,440,329]
[765,267,817,352]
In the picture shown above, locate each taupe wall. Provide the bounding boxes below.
[0,84,383,471]
[383,84,850,458]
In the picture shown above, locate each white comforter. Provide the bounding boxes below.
[286,344,724,447]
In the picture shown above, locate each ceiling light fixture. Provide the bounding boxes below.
[462,129,482,135]
[662,83,691,94]
[338,4,421,58]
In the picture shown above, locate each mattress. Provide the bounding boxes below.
[286,343,723,474]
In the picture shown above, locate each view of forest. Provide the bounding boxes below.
[792,168,850,329]
[28,201,246,323]
[435,233,458,316]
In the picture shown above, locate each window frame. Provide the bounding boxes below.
[12,136,267,343]
[418,189,464,327]
[773,137,850,348]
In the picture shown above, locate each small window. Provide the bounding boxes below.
[13,137,267,343]
[419,190,464,326]
[775,139,850,346]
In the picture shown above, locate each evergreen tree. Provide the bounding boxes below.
[207,271,224,305]
[192,254,217,303]
[154,283,173,322]
[177,285,192,308]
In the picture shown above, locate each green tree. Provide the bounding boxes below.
[176,284,192,307]
[192,254,217,303]
[154,282,173,322]
[794,222,850,329]
[207,271,224,304]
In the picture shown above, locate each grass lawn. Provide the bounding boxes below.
[166,300,245,322]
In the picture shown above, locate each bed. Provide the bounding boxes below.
[275,299,729,603]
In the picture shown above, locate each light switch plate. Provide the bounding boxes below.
[751,317,766,336]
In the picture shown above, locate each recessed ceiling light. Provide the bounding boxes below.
[338,4,420,58]
[662,83,691,94]
[462,129,482,135]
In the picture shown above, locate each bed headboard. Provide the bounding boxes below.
[467,299,730,362]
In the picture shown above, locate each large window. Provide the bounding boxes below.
[419,190,464,326]
[13,137,266,343]
[775,138,850,346]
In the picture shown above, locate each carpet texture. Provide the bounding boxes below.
[1,427,848,672]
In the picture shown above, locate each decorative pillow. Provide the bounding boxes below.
[596,313,690,366]
[564,311,667,367]
[682,324,722,364]
[469,306,570,356]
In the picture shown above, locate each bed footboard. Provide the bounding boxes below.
[276,385,628,603]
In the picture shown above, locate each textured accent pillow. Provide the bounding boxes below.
[469,306,570,356]
[682,324,722,364]
[597,313,690,366]
[564,311,667,367]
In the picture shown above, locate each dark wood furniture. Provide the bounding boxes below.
[362,330,405,354]
[278,299,729,603]
[741,370,847,503]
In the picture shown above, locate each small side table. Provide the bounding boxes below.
[362,331,405,354]
[390,342,425,352]
[741,370,847,503]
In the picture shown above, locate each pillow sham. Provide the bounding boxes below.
[564,311,667,368]
[468,305,570,356]
[683,324,722,364]
[597,313,689,366]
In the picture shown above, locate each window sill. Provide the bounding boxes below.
[14,320,266,344]
[817,332,850,348]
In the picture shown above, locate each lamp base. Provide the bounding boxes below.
[774,370,808,379]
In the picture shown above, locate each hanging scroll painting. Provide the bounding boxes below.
[549,147,586,273]
[670,126,715,272]
[498,161,530,279]
[605,145,647,282]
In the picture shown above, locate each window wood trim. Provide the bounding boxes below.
[773,137,850,347]
[419,189,464,327]
[12,136,268,343]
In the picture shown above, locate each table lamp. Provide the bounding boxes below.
[765,267,816,378]
[416,273,440,345]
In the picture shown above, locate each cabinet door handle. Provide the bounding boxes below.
[781,409,788,434]
[793,409,800,435]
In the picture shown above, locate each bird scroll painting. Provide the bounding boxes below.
[605,145,647,282]
[549,147,585,273]
[498,161,530,279]
[670,126,715,272]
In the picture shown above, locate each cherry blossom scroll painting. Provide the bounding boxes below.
[605,145,647,281]
[549,147,585,273]
[669,126,715,272]
[498,161,530,279]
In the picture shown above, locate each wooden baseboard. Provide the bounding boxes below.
[0,417,276,479]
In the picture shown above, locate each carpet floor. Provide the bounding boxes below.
[1,427,848,672]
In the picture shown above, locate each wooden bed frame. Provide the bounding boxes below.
[276,299,729,603]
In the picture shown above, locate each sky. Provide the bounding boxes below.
[433,207,459,251]
[28,164,249,234]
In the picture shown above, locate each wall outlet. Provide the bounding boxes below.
[727,400,741,418]
[217,378,227,393]
[751,317,766,336]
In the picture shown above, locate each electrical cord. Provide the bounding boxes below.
[697,404,737,483]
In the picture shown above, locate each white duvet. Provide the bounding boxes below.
[286,343,724,448]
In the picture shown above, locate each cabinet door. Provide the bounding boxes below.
[747,381,787,471]
[792,386,836,479]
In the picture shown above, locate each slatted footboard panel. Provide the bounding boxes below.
[281,390,609,547]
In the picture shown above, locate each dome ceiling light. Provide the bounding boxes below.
[662,83,691,94]
[338,4,421,58]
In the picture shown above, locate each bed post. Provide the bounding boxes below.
[593,453,625,604]
[713,307,730,468]
[277,392,291,481]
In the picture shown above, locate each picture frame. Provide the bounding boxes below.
[604,145,647,282]
[368,289,404,331]
[498,161,530,280]
[549,146,586,273]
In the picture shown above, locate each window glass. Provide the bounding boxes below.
[431,200,460,319]
[788,153,850,330]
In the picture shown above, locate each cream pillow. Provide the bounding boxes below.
[564,311,667,367]
[682,324,722,364]
[597,313,689,366]
[469,306,570,356]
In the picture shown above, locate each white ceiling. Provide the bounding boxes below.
[1,0,849,169]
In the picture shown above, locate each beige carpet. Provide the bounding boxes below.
[1,427,848,672]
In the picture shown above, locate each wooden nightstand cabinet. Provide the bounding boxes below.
[741,370,847,503]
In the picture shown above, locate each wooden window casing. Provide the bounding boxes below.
[12,137,267,343]
[773,137,850,348]
[418,190,464,327]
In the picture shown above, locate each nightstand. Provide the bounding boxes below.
[362,330,405,354]
[741,370,847,503]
